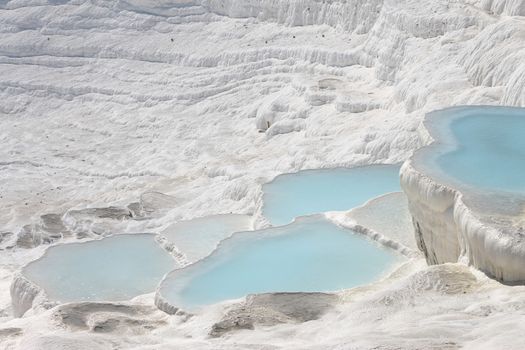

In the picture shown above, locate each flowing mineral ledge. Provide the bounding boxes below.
[10,273,48,318]
[400,106,525,283]
[327,192,419,258]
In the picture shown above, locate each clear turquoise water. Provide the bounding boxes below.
[24,234,176,302]
[433,107,525,193]
[160,217,400,309]
[262,165,402,225]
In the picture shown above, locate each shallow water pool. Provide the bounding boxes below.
[262,165,401,225]
[158,216,401,310]
[23,234,176,302]
[161,214,252,263]
[430,107,525,193]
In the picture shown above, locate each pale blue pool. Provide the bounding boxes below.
[161,214,252,263]
[158,216,401,310]
[262,165,402,225]
[23,234,177,302]
[428,107,525,193]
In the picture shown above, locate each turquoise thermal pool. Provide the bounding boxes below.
[415,106,525,196]
[401,105,525,282]
[158,216,401,310]
[262,165,401,225]
[23,234,176,302]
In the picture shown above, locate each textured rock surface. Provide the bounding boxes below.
[210,292,339,337]
[53,302,167,334]
[10,273,45,317]
[1,0,525,349]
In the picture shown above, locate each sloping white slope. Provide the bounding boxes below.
[1,0,525,349]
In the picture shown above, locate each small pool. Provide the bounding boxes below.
[262,165,401,225]
[161,214,252,263]
[347,192,416,251]
[403,106,525,281]
[23,234,177,302]
[158,216,401,310]
[424,106,525,193]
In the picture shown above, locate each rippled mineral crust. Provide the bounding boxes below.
[400,106,525,283]
[2,0,525,349]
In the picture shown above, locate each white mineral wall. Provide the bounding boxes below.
[117,0,384,32]
[205,0,384,33]
[400,161,525,282]
[479,0,525,15]
[10,273,44,317]
[154,292,179,315]
[457,18,525,106]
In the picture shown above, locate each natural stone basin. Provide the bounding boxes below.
[19,234,176,305]
[156,216,401,312]
[401,106,525,282]
[262,164,401,225]
[161,214,252,263]
[414,106,525,196]
[346,192,417,251]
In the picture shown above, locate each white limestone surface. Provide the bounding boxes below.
[1,0,525,349]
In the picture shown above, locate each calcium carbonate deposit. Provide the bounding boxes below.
[400,106,525,282]
[1,1,525,349]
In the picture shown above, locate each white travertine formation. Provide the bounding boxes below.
[2,0,525,348]
[10,273,46,318]
[477,0,525,15]
[400,141,525,283]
